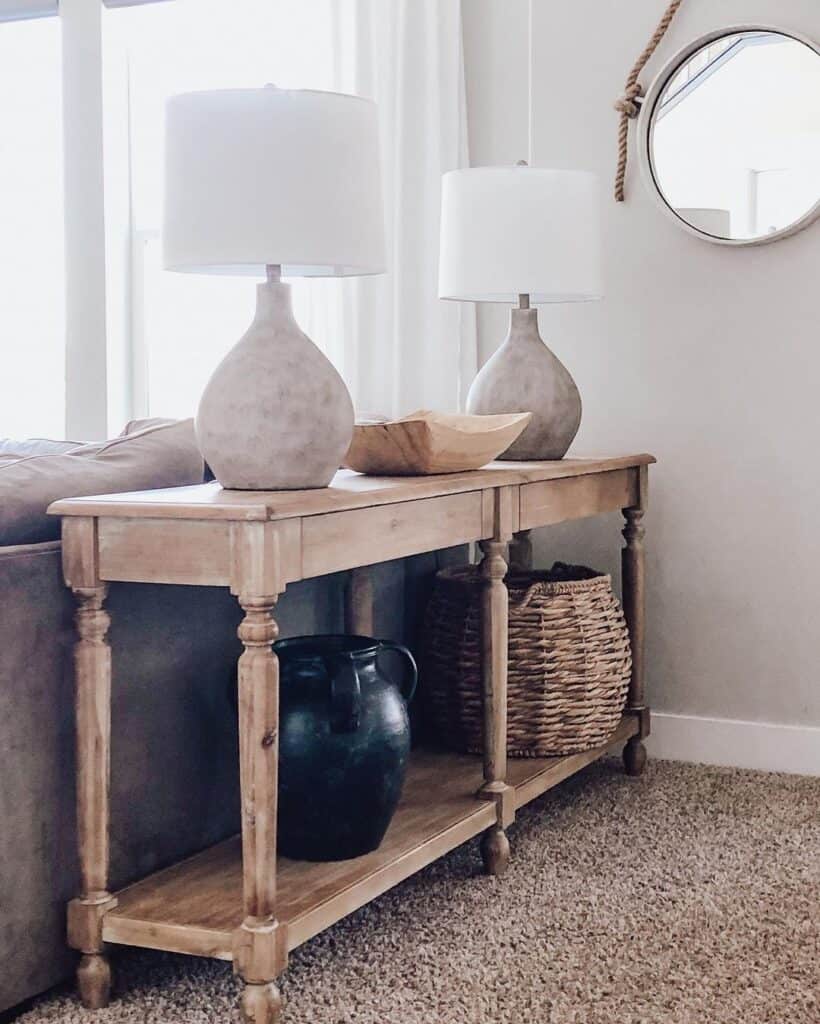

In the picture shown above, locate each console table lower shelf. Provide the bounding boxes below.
[97,716,637,964]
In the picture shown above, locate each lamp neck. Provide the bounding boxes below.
[266,263,282,284]
[508,305,541,343]
[255,276,294,326]
[518,292,530,310]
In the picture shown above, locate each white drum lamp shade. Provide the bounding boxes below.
[162,86,386,491]
[163,87,385,276]
[439,165,602,461]
[438,167,602,303]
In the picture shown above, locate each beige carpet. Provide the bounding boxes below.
[20,759,820,1024]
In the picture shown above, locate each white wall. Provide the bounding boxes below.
[464,1,820,739]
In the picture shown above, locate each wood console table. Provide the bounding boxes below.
[50,454,654,1023]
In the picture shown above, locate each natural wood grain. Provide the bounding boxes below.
[101,726,636,958]
[302,492,486,576]
[509,715,638,807]
[622,469,649,775]
[345,566,374,635]
[480,826,510,876]
[67,897,115,954]
[230,521,302,597]
[241,982,282,1024]
[622,509,647,713]
[234,597,287,988]
[495,484,519,540]
[477,527,513,876]
[478,487,518,848]
[74,585,111,906]
[55,454,655,1019]
[71,579,116,1007]
[76,954,111,1010]
[103,748,498,953]
[478,539,509,797]
[49,470,519,521]
[237,599,279,919]
[510,454,656,482]
[623,734,647,776]
[62,517,100,589]
[344,410,531,475]
[48,456,655,522]
[98,518,232,585]
[519,467,640,530]
[96,518,302,590]
[101,918,233,960]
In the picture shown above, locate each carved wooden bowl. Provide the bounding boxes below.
[343,409,532,476]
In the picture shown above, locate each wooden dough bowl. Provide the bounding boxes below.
[344,410,532,476]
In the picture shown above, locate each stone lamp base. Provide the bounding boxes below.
[195,274,354,490]
[465,306,581,460]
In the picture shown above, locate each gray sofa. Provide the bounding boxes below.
[0,541,246,1011]
[0,419,246,1011]
[0,419,442,1014]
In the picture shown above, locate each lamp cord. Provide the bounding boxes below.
[613,0,685,202]
[527,0,533,165]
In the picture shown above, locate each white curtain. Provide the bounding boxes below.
[330,0,477,418]
[97,0,475,425]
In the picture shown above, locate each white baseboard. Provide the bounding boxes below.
[645,712,820,776]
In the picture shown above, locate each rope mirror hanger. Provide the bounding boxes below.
[614,0,684,202]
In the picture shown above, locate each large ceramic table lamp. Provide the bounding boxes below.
[439,166,602,460]
[163,86,385,489]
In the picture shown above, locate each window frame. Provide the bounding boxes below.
[1,0,171,440]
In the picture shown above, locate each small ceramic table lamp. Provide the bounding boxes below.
[163,86,385,489]
[439,166,602,459]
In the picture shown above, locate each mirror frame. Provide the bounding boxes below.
[638,24,820,246]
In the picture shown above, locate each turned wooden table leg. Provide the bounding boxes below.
[477,538,513,876]
[345,565,374,636]
[68,583,116,1008]
[233,595,287,1024]
[622,483,649,776]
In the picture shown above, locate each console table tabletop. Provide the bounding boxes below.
[49,453,655,1023]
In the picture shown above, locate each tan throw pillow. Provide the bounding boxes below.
[0,419,205,547]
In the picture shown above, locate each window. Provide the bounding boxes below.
[0,14,64,438]
[2,1,467,436]
[103,0,344,420]
[0,0,344,439]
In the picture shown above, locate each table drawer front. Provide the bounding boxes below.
[520,468,638,529]
[302,491,486,577]
[98,518,232,585]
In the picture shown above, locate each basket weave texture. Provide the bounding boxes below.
[422,563,632,757]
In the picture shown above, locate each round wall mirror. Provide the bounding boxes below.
[640,26,820,245]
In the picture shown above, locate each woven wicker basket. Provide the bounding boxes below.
[422,562,632,756]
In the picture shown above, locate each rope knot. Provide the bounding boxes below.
[614,83,644,119]
[613,0,684,202]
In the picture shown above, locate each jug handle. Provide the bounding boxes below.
[376,641,418,704]
[329,657,361,733]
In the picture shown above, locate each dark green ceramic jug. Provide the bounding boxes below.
[274,634,417,862]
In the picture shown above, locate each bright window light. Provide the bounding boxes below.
[104,0,345,421]
[0,16,64,440]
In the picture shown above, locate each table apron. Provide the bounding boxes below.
[93,473,641,588]
[519,468,639,530]
[98,518,234,586]
[301,491,488,577]
[95,491,491,588]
